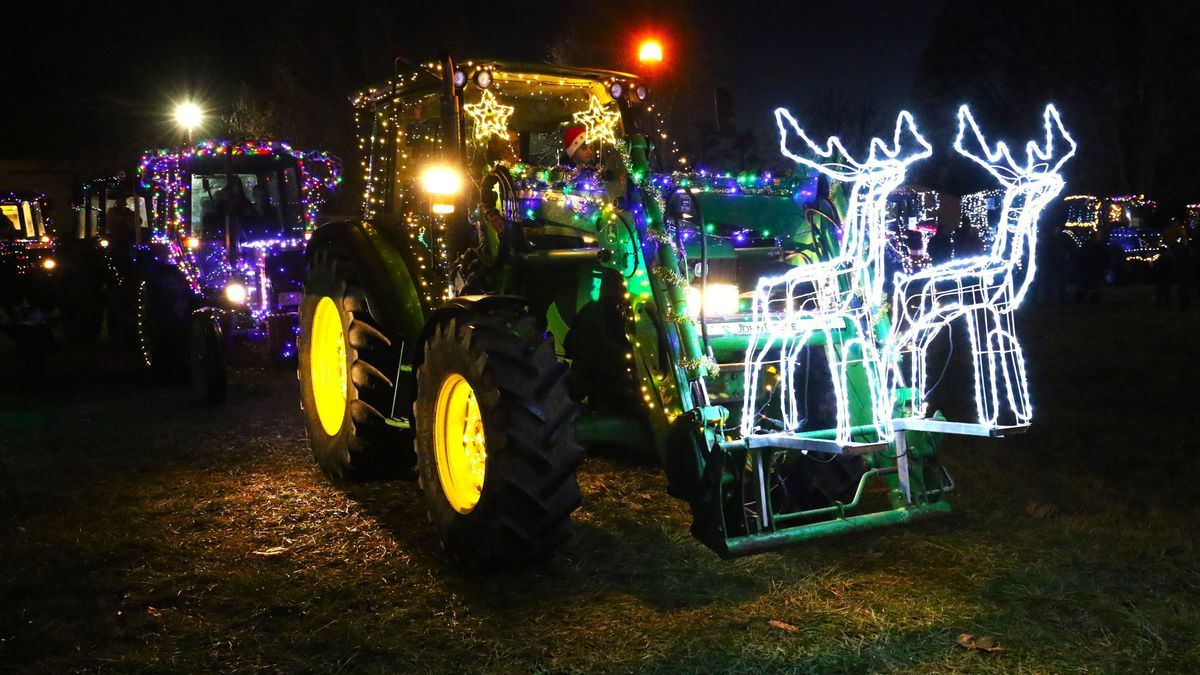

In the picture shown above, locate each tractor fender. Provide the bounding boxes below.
[306,220,426,345]
[414,294,527,367]
[189,306,231,351]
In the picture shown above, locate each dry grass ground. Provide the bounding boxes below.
[1,286,1198,673]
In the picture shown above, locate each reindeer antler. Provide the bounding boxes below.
[955,104,1076,186]
[775,108,932,181]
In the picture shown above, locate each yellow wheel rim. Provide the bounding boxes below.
[434,373,487,513]
[310,296,348,436]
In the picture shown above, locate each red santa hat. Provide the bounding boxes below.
[563,125,587,158]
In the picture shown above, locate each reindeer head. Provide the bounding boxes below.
[954,104,1076,188]
[774,108,933,183]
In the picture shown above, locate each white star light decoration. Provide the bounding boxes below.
[463,90,515,141]
[571,95,620,147]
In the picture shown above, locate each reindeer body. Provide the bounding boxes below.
[888,105,1075,428]
[741,110,931,444]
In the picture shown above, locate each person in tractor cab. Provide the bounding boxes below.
[562,125,598,169]
[0,211,18,241]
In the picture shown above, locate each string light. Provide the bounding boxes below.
[462,90,514,141]
[740,109,932,444]
[887,104,1075,428]
[571,95,621,148]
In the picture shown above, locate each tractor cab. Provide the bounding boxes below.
[76,174,153,245]
[139,141,333,250]
[135,140,339,310]
[0,190,57,297]
[1,191,51,242]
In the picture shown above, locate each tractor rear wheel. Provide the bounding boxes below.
[298,246,414,480]
[415,308,584,566]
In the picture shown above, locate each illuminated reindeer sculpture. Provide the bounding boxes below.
[741,109,932,448]
[888,105,1075,432]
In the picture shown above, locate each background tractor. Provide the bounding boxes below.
[74,141,340,401]
[298,57,962,566]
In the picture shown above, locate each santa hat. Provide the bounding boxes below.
[563,125,587,158]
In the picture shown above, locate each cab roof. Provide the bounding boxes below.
[351,59,642,108]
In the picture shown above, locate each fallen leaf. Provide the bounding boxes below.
[252,546,289,556]
[957,633,1005,653]
[768,620,798,632]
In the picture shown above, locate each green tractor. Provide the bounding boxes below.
[297,57,957,565]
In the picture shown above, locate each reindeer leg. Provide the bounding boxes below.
[966,307,1001,426]
[990,305,1032,424]
[741,329,776,435]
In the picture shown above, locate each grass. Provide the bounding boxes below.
[2,285,1199,673]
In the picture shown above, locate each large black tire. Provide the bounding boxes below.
[415,308,584,566]
[189,311,228,405]
[137,270,191,381]
[298,246,414,480]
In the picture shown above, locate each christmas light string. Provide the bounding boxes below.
[740,109,932,443]
[887,104,1075,428]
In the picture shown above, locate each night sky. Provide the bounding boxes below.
[4,1,940,156]
[5,0,1197,207]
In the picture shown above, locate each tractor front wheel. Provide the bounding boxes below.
[189,311,228,405]
[415,308,583,566]
[137,270,191,381]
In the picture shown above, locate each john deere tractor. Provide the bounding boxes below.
[299,57,955,565]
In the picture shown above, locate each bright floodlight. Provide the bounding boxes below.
[638,39,664,64]
[174,101,203,131]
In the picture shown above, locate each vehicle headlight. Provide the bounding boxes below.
[224,281,247,304]
[686,283,740,318]
[42,258,57,270]
[420,165,463,196]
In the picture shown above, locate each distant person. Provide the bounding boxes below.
[0,212,18,241]
[1153,245,1175,309]
[1037,227,1074,305]
[1173,240,1193,311]
[1162,217,1189,248]
[1074,229,1107,304]
[926,220,954,265]
[105,203,137,247]
[952,215,983,258]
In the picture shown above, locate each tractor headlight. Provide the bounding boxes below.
[420,165,463,196]
[420,164,463,215]
[686,283,740,318]
[224,281,247,304]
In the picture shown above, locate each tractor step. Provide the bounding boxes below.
[893,418,1028,438]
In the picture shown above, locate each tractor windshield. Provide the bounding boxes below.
[462,73,625,173]
[188,163,304,242]
[0,200,44,239]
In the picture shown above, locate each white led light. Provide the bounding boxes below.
[225,281,247,304]
[741,110,932,444]
[686,283,740,318]
[886,104,1075,429]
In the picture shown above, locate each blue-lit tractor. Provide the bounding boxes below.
[77,140,340,401]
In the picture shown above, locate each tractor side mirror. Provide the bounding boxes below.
[715,87,736,136]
